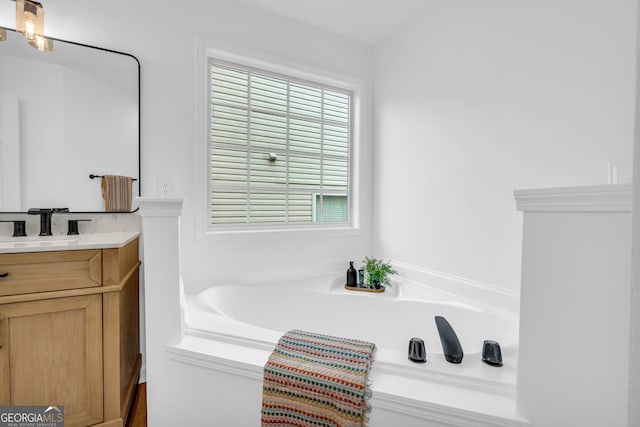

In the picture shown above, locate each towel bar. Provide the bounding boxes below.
[89,174,138,181]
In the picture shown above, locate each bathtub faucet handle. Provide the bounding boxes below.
[408,337,427,363]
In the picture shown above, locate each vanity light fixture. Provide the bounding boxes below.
[14,0,53,51]
[15,0,43,41]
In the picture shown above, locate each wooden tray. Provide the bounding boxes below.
[344,284,385,293]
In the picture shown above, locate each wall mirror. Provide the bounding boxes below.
[0,27,140,213]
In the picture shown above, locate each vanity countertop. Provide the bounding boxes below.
[0,232,140,254]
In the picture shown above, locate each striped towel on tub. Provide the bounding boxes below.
[261,330,376,427]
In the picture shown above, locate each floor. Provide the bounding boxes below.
[126,383,147,427]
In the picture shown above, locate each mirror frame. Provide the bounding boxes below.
[0,27,141,214]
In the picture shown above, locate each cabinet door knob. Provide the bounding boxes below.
[0,273,8,278]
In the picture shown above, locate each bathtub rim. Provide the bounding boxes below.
[185,325,517,397]
[168,333,529,427]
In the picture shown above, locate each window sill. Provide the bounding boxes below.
[204,224,363,240]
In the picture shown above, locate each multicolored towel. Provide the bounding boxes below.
[101,175,133,212]
[262,330,376,427]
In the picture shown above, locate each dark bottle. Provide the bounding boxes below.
[346,261,358,287]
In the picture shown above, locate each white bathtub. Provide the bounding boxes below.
[190,275,517,356]
[178,275,527,426]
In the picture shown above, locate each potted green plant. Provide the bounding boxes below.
[363,256,398,289]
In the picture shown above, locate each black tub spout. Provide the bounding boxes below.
[435,316,464,364]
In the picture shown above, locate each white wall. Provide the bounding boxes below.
[0,94,22,210]
[373,0,636,293]
[0,56,65,210]
[63,68,138,211]
[0,0,373,289]
[0,54,137,211]
[628,1,640,424]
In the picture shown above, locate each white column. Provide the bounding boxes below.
[515,185,632,426]
[137,197,185,427]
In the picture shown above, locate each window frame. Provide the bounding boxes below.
[205,52,359,233]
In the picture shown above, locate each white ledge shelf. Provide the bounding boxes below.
[514,184,632,213]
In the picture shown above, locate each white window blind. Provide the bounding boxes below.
[209,59,351,226]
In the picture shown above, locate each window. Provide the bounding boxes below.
[208,59,351,228]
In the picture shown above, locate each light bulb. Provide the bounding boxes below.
[24,17,36,40]
[35,35,45,50]
[29,34,53,52]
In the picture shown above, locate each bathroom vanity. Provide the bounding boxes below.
[0,232,141,427]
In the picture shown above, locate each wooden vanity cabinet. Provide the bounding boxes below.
[0,238,141,427]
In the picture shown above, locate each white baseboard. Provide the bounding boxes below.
[139,366,146,383]
[391,261,520,313]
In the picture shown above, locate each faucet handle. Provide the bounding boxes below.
[0,220,27,237]
[67,219,91,235]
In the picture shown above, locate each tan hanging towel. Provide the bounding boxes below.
[101,175,133,212]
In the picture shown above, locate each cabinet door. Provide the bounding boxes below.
[0,295,103,427]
